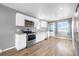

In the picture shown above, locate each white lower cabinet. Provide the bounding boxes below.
[15,34,26,50]
[36,32,48,43]
[36,33,41,43]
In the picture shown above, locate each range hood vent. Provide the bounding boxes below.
[25,20,34,27]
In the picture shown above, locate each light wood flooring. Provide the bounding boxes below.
[0,37,75,56]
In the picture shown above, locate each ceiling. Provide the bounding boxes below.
[1,3,77,21]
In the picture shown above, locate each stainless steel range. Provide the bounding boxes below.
[22,30,36,47]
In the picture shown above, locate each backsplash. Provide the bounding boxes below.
[16,26,48,34]
[16,26,36,33]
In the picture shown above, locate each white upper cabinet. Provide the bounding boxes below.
[16,13,25,26]
[40,21,48,28]
[35,20,40,29]
[25,16,41,29]
[16,13,44,29]
[25,15,34,21]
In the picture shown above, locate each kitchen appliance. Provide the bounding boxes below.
[22,30,36,47]
[25,20,34,27]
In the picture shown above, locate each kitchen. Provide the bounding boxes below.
[0,3,78,56]
[15,13,48,50]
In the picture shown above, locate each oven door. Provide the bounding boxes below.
[28,34,36,41]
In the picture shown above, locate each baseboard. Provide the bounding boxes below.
[0,49,2,54]
[2,46,15,52]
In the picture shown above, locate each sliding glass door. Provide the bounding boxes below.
[48,19,72,38]
[56,20,72,38]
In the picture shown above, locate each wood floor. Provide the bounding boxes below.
[0,37,75,56]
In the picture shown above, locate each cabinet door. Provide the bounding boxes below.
[36,33,43,43]
[36,32,48,43]
[40,21,48,28]
[44,32,48,39]
[15,34,26,50]
[40,32,47,41]
[16,13,25,26]
[35,20,40,29]
[36,33,40,43]
[19,35,26,50]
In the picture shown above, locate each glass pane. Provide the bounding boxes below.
[57,20,70,37]
[49,23,55,31]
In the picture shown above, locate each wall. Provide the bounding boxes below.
[0,5,16,50]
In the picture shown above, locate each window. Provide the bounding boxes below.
[49,23,55,31]
[57,20,69,34]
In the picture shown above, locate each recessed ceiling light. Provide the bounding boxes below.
[60,7,63,10]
